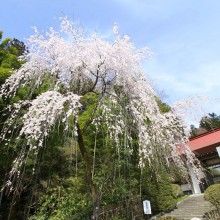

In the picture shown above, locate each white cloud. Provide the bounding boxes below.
[145,59,220,115]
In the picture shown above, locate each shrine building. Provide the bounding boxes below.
[186,128,220,194]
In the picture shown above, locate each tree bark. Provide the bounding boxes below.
[76,123,100,220]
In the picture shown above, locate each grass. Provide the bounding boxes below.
[176,195,189,203]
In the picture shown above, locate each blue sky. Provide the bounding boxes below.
[1,0,220,119]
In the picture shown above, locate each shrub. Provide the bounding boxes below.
[204,184,220,209]
[171,184,183,197]
[142,167,177,214]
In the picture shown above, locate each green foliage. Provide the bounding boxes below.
[0,37,11,49]
[29,178,91,220]
[6,38,28,56]
[79,92,99,129]
[0,32,27,56]
[190,124,198,137]
[0,32,26,73]
[155,97,171,113]
[190,112,220,137]
[0,67,13,85]
[200,113,220,130]
[1,53,21,69]
[204,184,220,209]
[176,195,189,203]
[0,30,3,40]
[0,31,34,219]
[0,32,26,88]
[171,184,183,197]
[142,166,177,214]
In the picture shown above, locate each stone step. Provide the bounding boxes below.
[171,209,210,212]
[164,217,204,219]
[169,212,206,215]
[165,213,204,216]
[169,211,208,215]
[158,194,214,220]
[164,215,204,220]
[164,216,204,218]
[172,207,210,210]
[170,208,211,211]
[178,205,210,207]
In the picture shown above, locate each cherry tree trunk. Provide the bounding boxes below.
[77,123,100,220]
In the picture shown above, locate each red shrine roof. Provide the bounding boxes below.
[188,128,220,155]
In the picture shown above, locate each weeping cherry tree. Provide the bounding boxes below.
[0,17,202,219]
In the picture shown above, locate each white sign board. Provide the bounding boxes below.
[143,200,152,214]
[217,146,220,157]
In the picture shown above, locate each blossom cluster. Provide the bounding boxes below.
[19,91,81,149]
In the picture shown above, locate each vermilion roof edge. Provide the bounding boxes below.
[189,127,220,141]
